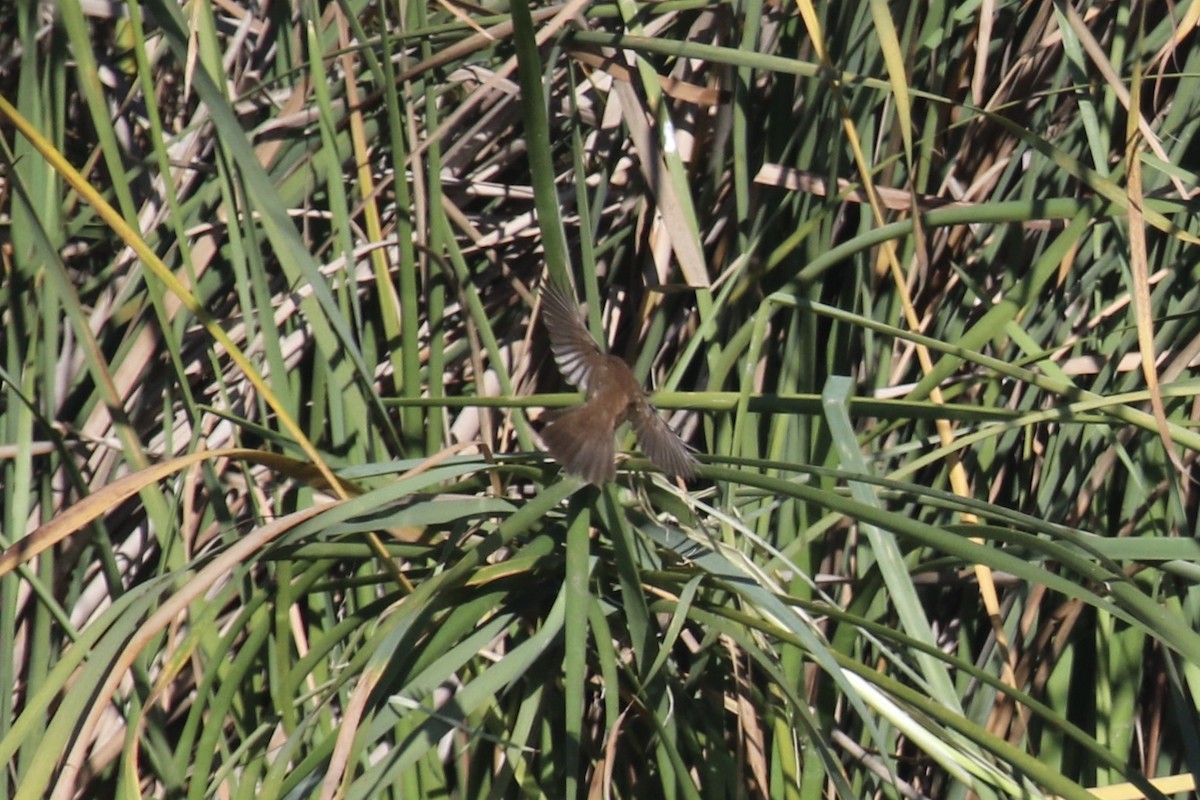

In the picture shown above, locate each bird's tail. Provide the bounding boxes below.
[540,403,616,484]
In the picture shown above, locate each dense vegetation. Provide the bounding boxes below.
[2,1,1199,797]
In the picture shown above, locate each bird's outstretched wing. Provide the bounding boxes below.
[630,401,697,479]
[541,284,603,391]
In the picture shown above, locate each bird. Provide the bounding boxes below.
[538,283,697,485]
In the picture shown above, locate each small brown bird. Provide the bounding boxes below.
[539,283,697,484]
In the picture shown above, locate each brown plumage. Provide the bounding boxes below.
[539,284,697,484]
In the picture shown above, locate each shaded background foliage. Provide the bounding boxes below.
[2,0,1200,798]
